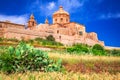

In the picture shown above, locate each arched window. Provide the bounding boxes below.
[55,19,57,21]
[32,22,34,26]
[55,19,57,23]
[59,36,61,39]
[57,30,59,34]
[61,18,63,22]
[0,24,2,28]
[66,19,68,22]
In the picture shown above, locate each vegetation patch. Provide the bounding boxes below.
[34,36,63,46]
[0,42,62,74]
[92,44,105,56]
[0,37,120,57]
[64,43,120,56]
[0,37,64,49]
[67,44,89,54]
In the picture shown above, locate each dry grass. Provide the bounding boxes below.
[0,52,119,80]
[48,52,120,64]
[48,52,120,74]
[0,71,120,80]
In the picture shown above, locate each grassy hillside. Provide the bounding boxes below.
[0,41,120,80]
[0,53,120,80]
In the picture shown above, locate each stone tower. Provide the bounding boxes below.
[53,6,70,24]
[45,18,49,24]
[28,14,37,30]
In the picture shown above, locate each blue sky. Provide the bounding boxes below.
[0,0,120,47]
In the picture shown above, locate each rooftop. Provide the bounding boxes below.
[53,6,69,15]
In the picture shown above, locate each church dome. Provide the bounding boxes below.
[52,6,70,24]
[53,6,69,16]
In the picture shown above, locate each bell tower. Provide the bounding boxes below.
[28,14,37,30]
[45,18,49,24]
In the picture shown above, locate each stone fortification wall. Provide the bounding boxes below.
[3,27,49,40]
[0,27,104,46]
[0,21,24,29]
[0,28,5,37]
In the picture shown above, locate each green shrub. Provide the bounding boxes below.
[34,37,63,46]
[46,35,55,41]
[0,38,3,42]
[35,37,43,41]
[111,49,120,56]
[92,44,105,56]
[27,39,34,44]
[67,44,89,54]
[0,42,62,74]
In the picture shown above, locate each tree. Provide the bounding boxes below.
[92,44,105,56]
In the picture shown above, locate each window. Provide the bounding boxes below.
[32,22,34,26]
[57,30,59,34]
[0,24,2,28]
[55,19,57,21]
[79,31,83,35]
[66,19,68,22]
[55,19,57,23]
[61,18,63,22]
[59,36,61,39]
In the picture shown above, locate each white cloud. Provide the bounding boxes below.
[50,0,85,13]
[0,14,28,24]
[47,2,55,10]
[39,2,57,16]
[99,13,120,19]
[29,0,105,20]
[58,0,84,12]
[30,0,87,17]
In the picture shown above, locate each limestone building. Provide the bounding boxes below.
[0,6,104,46]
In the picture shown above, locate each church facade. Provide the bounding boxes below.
[0,6,104,46]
